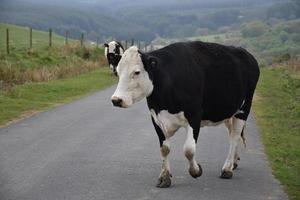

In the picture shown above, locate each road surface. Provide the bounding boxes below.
[0,86,288,200]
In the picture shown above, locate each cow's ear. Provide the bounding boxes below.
[140,52,157,69]
[104,43,109,47]
[148,57,157,68]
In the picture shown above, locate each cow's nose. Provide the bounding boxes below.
[111,97,123,107]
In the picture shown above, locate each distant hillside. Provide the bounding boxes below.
[1,0,299,42]
[182,19,300,64]
[0,0,153,42]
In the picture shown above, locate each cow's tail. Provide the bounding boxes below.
[235,53,260,121]
[241,124,246,148]
[235,51,260,149]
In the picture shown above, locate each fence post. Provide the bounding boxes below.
[65,30,69,45]
[131,38,134,46]
[96,36,99,48]
[6,28,9,54]
[138,41,141,49]
[144,43,147,52]
[80,33,84,47]
[125,40,128,49]
[49,28,52,47]
[29,27,32,49]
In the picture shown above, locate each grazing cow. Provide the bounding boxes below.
[111,41,260,188]
[104,41,124,75]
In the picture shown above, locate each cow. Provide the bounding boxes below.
[111,41,260,188]
[104,41,124,75]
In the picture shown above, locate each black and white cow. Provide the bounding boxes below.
[111,41,260,188]
[104,41,124,75]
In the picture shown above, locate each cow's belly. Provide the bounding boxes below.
[150,109,231,138]
[200,119,230,127]
[150,109,187,138]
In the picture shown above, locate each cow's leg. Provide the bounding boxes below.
[183,125,202,178]
[224,118,240,170]
[151,117,172,188]
[113,66,118,76]
[221,117,245,179]
[157,139,172,187]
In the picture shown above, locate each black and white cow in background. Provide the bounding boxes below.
[104,41,124,75]
[111,41,260,188]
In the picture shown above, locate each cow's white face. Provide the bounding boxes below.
[104,41,124,56]
[111,46,153,108]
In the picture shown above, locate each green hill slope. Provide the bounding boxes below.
[0,23,77,52]
[0,23,107,88]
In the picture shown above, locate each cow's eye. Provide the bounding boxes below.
[134,71,140,76]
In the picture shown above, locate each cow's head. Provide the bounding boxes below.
[104,41,124,75]
[111,46,156,108]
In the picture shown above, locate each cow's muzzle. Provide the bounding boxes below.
[111,96,123,107]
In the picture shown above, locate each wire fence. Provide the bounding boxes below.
[0,25,152,55]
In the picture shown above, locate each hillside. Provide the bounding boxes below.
[162,19,300,64]
[0,23,79,53]
[0,23,106,88]
[1,0,299,42]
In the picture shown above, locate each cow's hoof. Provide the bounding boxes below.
[189,163,203,178]
[156,176,172,188]
[233,163,238,170]
[220,170,233,179]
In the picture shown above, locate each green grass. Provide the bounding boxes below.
[0,68,116,126]
[0,23,106,87]
[1,44,105,69]
[0,23,77,53]
[0,45,106,87]
[253,67,300,200]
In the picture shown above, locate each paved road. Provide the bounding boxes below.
[0,86,288,200]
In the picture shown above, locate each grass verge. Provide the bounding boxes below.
[0,68,116,126]
[253,67,300,200]
[0,45,106,87]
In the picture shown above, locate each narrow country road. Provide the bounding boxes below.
[0,86,288,200]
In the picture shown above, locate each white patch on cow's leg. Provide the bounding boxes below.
[159,140,171,177]
[224,118,239,170]
[157,139,172,188]
[233,145,240,170]
[109,64,113,70]
[221,117,245,178]
[183,125,202,178]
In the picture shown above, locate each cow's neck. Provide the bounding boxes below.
[146,80,183,115]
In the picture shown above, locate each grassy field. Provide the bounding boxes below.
[0,23,106,88]
[0,23,77,52]
[253,67,300,200]
[0,45,106,86]
[0,68,116,126]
